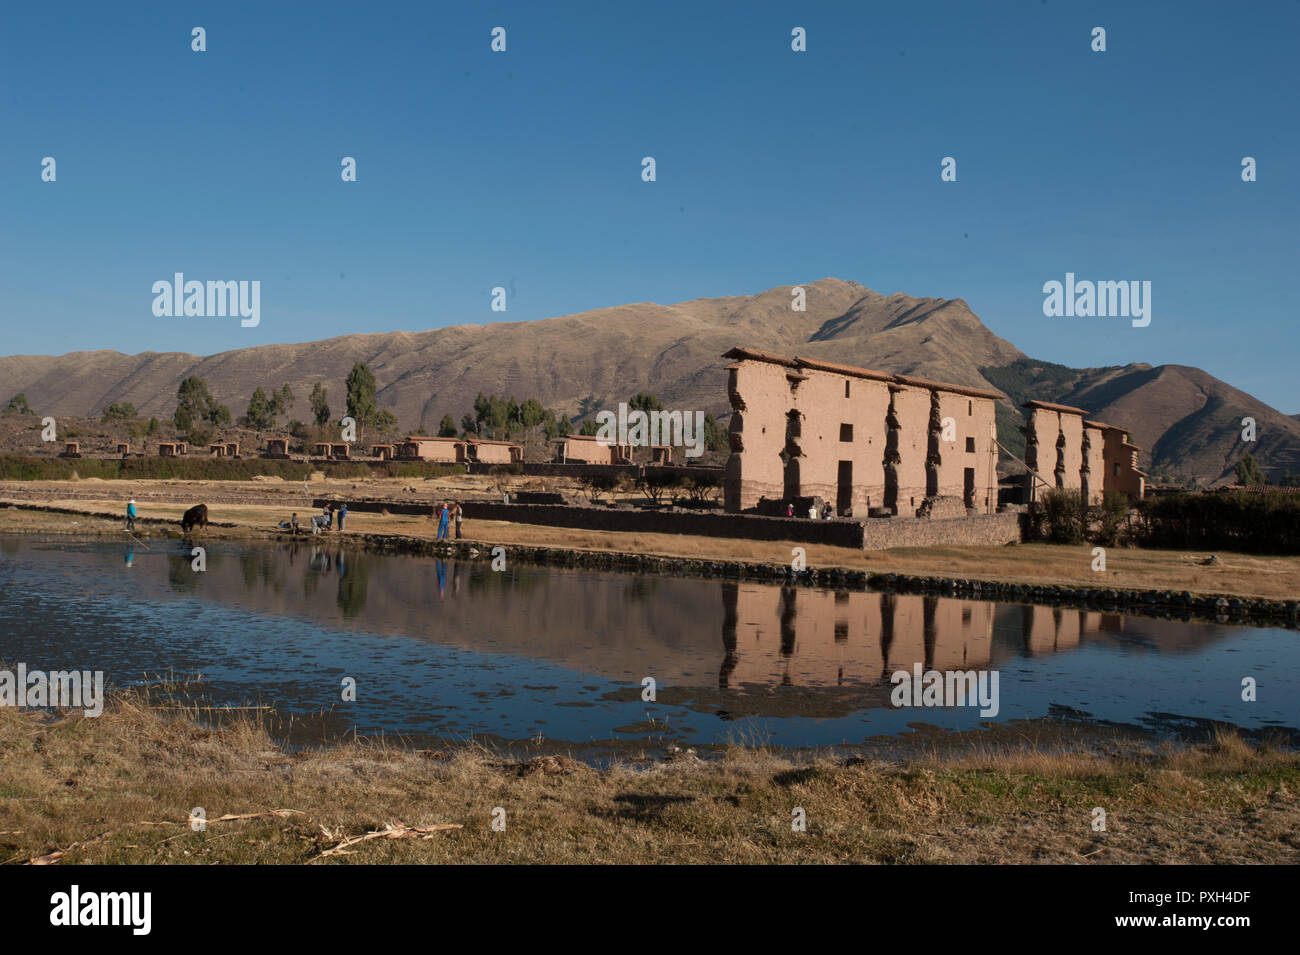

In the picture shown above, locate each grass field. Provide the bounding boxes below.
[2,693,1295,865]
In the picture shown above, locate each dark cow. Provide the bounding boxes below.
[180,503,209,533]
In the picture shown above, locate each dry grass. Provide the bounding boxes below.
[3,480,1299,600]
[1,696,1296,865]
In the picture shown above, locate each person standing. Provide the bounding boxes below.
[126,499,137,531]
[454,501,463,539]
[338,502,348,532]
[437,502,450,541]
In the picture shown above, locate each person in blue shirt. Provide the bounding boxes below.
[126,499,137,531]
[338,503,348,532]
[437,502,450,540]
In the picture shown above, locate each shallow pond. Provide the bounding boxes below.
[0,536,1294,750]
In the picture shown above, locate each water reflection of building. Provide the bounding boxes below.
[721,585,995,688]
[719,586,1153,689]
[97,540,1233,691]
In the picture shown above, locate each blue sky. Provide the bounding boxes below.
[3,0,1297,411]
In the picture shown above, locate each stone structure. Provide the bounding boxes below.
[371,443,394,460]
[116,443,129,456]
[398,436,467,463]
[158,442,177,457]
[448,501,1022,551]
[208,443,226,457]
[313,442,353,459]
[1093,420,1147,499]
[467,438,523,465]
[553,434,632,465]
[1022,401,1145,501]
[265,437,290,458]
[723,348,1001,516]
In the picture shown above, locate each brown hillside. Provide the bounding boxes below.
[1,278,1295,484]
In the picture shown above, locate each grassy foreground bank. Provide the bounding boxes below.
[2,695,1296,865]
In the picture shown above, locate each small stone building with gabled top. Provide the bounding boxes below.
[397,436,467,463]
[553,434,633,465]
[467,438,524,465]
[723,347,1002,516]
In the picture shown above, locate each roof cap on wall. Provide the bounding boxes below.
[1022,399,1092,416]
[1084,419,1130,434]
[723,347,1003,400]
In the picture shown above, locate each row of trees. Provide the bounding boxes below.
[1234,454,1300,487]
[4,377,730,455]
[447,392,573,443]
[574,469,722,504]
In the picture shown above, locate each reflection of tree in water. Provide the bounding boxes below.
[167,552,198,592]
[336,550,370,618]
[1,538,19,556]
[238,550,284,593]
[464,561,544,596]
[624,577,659,602]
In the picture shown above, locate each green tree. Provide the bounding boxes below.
[345,363,378,427]
[460,413,478,436]
[557,415,573,437]
[372,409,399,435]
[438,414,458,437]
[580,418,599,436]
[101,401,137,421]
[1235,454,1265,486]
[268,383,294,421]
[310,383,331,428]
[703,413,728,452]
[3,393,33,415]
[519,398,546,430]
[628,392,662,413]
[244,387,275,430]
[484,396,510,438]
[173,376,226,430]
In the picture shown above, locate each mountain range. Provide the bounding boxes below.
[2,278,1295,485]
